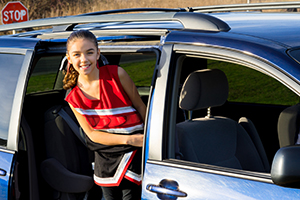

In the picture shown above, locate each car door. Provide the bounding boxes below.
[0,37,40,200]
[142,43,300,199]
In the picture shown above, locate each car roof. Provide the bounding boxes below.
[212,12,300,48]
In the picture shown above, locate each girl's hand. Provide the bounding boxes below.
[127,134,144,147]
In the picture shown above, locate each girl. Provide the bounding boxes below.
[63,30,146,200]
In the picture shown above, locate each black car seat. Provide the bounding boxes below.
[277,103,300,148]
[238,117,270,172]
[41,104,94,200]
[176,69,267,172]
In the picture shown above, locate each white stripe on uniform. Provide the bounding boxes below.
[75,106,136,116]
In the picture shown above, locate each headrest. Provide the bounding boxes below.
[278,104,300,148]
[179,69,228,111]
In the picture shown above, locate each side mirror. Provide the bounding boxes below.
[271,145,300,188]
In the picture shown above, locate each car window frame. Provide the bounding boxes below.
[0,48,35,151]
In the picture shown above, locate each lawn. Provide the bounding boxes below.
[208,60,300,105]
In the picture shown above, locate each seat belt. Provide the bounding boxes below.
[57,107,87,147]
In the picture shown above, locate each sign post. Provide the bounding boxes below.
[1,1,28,25]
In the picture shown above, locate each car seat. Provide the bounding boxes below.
[176,69,267,172]
[277,103,300,148]
[238,117,270,172]
[41,105,94,200]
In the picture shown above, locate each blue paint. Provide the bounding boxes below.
[142,162,300,199]
[0,150,14,200]
[144,88,155,166]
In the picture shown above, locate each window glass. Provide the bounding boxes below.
[27,56,62,94]
[119,54,156,87]
[0,53,25,147]
[208,60,299,105]
[119,54,156,99]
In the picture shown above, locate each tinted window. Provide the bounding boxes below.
[118,53,156,99]
[208,60,299,105]
[119,54,156,87]
[27,56,63,94]
[0,53,25,147]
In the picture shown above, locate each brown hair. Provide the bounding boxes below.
[63,30,98,90]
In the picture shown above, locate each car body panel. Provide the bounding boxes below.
[211,12,300,48]
[0,150,15,200]
[142,162,300,199]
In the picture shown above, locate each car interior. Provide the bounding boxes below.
[171,55,299,173]
[17,52,155,200]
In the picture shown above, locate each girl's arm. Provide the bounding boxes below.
[69,103,143,147]
[118,66,147,122]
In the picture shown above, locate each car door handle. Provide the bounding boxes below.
[146,179,187,198]
[0,168,6,176]
[146,184,187,197]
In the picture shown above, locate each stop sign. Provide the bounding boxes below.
[1,1,28,25]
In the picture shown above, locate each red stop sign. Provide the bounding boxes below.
[1,1,28,25]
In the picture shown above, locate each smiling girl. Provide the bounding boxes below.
[63,30,146,200]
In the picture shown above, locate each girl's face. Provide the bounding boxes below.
[66,38,100,76]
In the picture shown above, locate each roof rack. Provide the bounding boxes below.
[191,1,300,13]
[0,9,230,33]
[77,7,187,16]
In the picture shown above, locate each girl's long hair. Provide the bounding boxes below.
[63,30,98,90]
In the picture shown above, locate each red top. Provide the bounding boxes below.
[65,64,143,134]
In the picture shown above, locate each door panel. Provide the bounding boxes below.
[142,162,300,199]
[0,150,15,200]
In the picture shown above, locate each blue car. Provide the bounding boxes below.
[1,2,300,199]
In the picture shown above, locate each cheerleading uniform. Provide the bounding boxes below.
[65,64,143,187]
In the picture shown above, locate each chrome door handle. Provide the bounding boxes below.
[0,168,6,176]
[146,179,187,199]
[147,184,187,197]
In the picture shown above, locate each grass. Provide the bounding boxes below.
[121,59,156,86]
[26,73,57,94]
[208,60,300,105]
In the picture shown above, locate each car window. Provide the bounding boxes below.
[119,54,156,87]
[171,56,299,174]
[26,56,63,94]
[112,53,156,100]
[26,53,156,98]
[0,53,25,147]
[208,60,299,106]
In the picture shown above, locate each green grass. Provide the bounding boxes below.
[121,59,156,87]
[208,60,300,105]
[26,73,57,94]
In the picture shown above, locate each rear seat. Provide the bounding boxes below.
[41,104,94,200]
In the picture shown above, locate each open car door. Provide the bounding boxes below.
[0,37,40,200]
